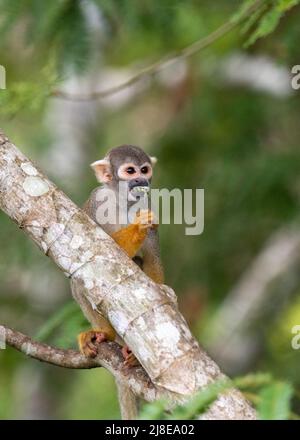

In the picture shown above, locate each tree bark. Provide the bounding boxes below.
[0,130,256,419]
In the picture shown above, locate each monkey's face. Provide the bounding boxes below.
[91,145,157,202]
[117,160,152,201]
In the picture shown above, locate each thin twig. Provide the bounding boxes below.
[52,0,266,102]
[4,324,100,369]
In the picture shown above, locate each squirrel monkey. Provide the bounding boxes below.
[71,145,164,366]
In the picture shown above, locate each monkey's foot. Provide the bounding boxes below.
[122,345,139,367]
[78,330,108,358]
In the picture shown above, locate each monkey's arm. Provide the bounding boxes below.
[84,190,154,259]
[111,210,156,258]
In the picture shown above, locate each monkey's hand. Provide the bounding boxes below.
[133,209,158,230]
[78,327,116,358]
[111,209,157,258]
[122,345,139,367]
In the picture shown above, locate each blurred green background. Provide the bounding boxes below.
[0,0,300,419]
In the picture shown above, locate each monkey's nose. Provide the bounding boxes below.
[129,178,149,189]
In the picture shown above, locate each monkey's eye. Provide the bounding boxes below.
[126,167,135,175]
[141,166,149,174]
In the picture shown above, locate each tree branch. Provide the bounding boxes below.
[2,324,158,403]
[3,325,97,369]
[51,0,266,102]
[0,130,256,419]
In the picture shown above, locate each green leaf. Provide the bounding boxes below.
[139,399,168,420]
[241,3,269,35]
[258,382,293,420]
[246,7,282,46]
[231,0,262,24]
[245,0,300,46]
[0,60,60,118]
[167,378,231,420]
[234,372,273,389]
[138,373,296,420]
[170,373,272,420]
[277,0,300,12]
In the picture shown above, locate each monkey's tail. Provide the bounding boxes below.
[116,378,139,420]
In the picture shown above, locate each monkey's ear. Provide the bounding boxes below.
[150,156,157,166]
[90,159,112,183]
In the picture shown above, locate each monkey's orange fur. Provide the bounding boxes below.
[112,210,156,258]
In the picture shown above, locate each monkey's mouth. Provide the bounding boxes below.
[129,186,149,200]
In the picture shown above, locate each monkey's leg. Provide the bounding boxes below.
[122,346,139,367]
[143,258,164,284]
[111,210,156,258]
[78,316,116,358]
[71,280,117,358]
[141,229,165,284]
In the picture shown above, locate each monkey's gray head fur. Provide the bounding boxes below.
[91,144,157,201]
[108,145,151,171]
